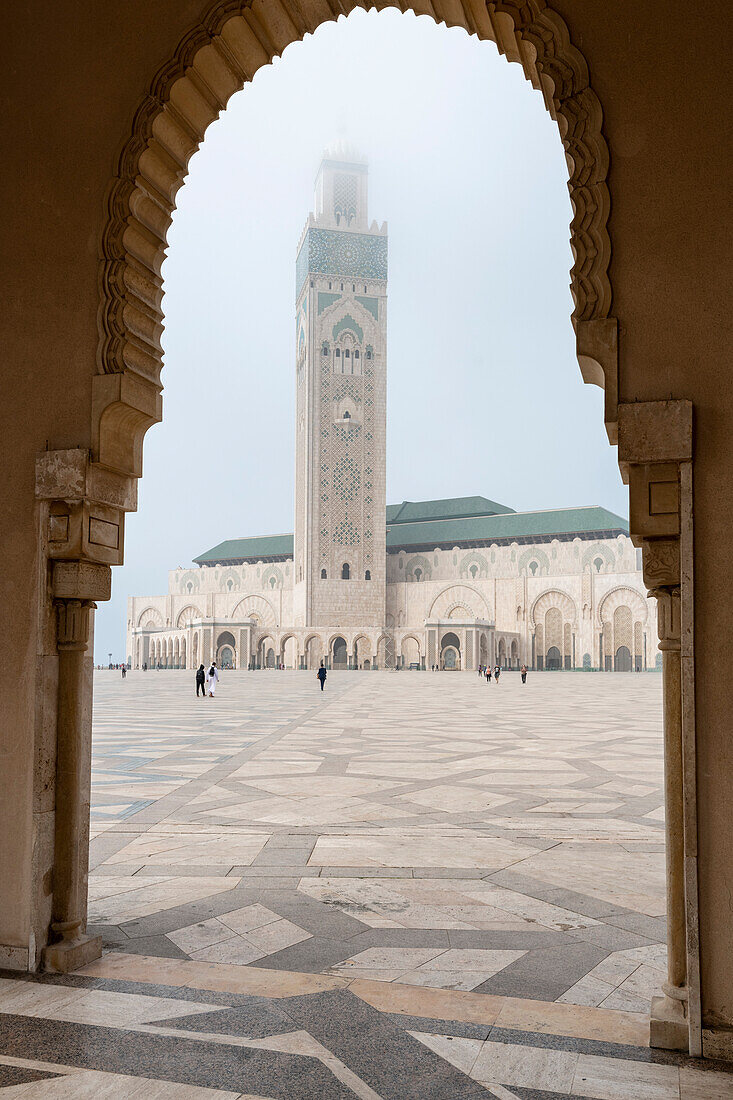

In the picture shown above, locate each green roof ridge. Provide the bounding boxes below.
[193,502,628,565]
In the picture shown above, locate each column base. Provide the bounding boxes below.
[42,933,102,974]
[650,994,688,1051]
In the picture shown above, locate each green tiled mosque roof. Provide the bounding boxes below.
[386,505,629,552]
[386,496,515,524]
[194,533,294,565]
[194,501,629,565]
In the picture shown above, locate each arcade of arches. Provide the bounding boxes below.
[3,0,732,1065]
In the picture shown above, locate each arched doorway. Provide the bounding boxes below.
[546,645,562,670]
[281,635,297,669]
[401,635,420,669]
[305,635,323,670]
[354,636,372,669]
[615,645,632,671]
[217,630,236,669]
[441,631,461,670]
[332,636,347,669]
[498,638,507,667]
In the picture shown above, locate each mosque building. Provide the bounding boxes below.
[127,148,658,673]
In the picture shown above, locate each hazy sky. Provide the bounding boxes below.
[95,8,626,662]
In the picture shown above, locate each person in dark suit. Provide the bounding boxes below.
[195,664,206,697]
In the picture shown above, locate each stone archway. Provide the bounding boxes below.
[217,630,236,669]
[440,631,461,671]
[331,636,348,669]
[19,0,706,1060]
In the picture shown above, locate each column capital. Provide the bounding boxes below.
[650,585,681,651]
[642,538,680,590]
[55,598,95,651]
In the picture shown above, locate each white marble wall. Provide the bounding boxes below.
[127,533,658,672]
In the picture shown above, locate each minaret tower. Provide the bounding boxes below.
[293,145,387,633]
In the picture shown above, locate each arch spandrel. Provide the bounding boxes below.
[231,593,277,626]
[429,584,490,620]
[598,585,648,626]
[530,588,577,626]
[176,604,203,628]
[94,0,616,489]
[136,605,163,628]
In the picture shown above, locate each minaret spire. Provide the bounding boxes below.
[292,150,388,647]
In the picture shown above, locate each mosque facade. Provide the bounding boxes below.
[127,150,658,674]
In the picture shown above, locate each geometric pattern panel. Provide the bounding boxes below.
[297,228,388,292]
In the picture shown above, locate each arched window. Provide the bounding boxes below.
[227,579,233,591]
[341,563,350,580]
[328,281,332,290]
[340,282,344,291]
[322,343,329,356]
[269,576,276,588]
[344,349,350,358]
[365,570,371,580]
[321,568,327,579]
[414,568,422,582]
[469,564,478,579]
[343,410,351,419]
[594,557,603,572]
[354,350,359,360]
[529,561,538,576]
[335,348,341,358]
[366,348,372,359]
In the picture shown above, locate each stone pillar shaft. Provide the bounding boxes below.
[657,589,686,995]
[43,597,102,972]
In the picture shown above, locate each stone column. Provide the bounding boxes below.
[650,583,688,1041]
[618,399,697,1054]
[42,597,101,971]
[42,561,111,973]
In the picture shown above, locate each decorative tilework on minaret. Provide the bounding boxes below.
[293,146,387,630]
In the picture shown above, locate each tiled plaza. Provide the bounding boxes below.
[2,670,731,1097]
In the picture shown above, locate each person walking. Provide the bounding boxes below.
[207,661,219,697]
[494,664,501,683]
[196,664,206,697]
[521,664,528,685]
[485,665,491,683]
[121,666,126,679]
[317,661,327,692]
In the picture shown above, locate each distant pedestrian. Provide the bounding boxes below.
[196,664,206,697]
[485,666,491,683]
[207,662,219,697]
[121,666,126,679]
[521,664,528,685]
[494,665,501,683]
[317,661,327,692]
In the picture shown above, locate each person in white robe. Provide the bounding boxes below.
[207,662,219,697]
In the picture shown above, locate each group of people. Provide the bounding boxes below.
[192,658,528,696]
[478,664,528,684]
[195,662,220,697]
